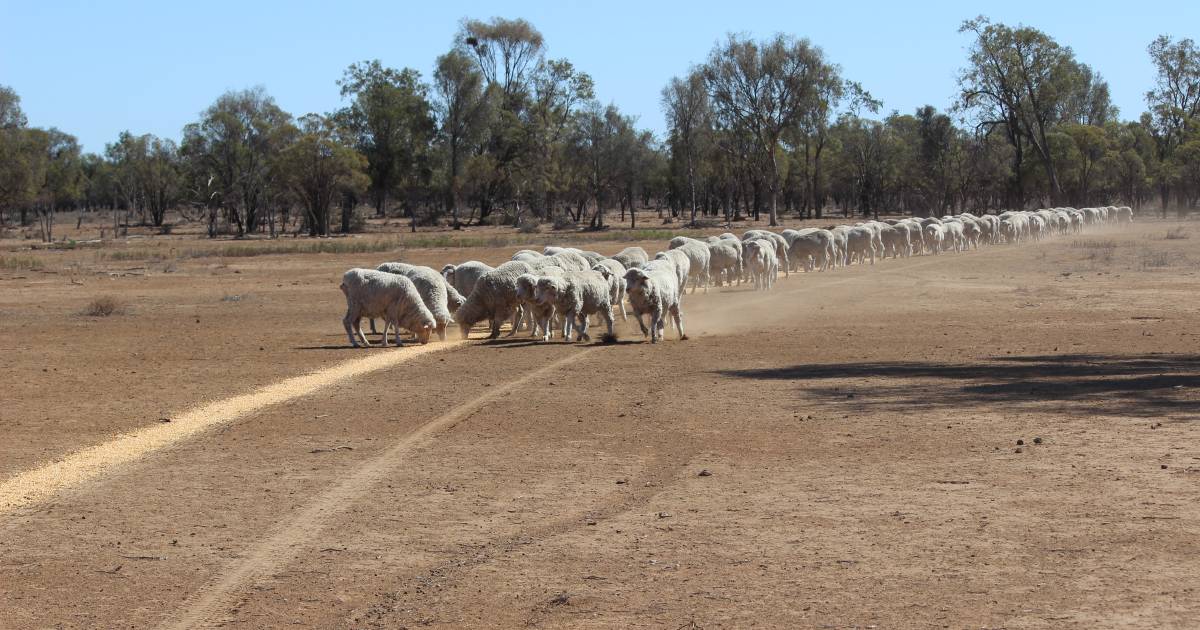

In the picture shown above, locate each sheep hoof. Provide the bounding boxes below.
[600,333,618,344]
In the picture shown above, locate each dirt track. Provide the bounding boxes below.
[2,221,1200,628]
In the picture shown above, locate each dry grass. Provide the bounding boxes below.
[1164,226,1190,240]
[0,255,43,270]
[1137,249,1175,270]
[81,295,125,317]
[1071,239,1118,263]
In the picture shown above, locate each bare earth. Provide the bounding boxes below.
[2,219,1199,629]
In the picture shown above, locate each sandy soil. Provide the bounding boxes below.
[2,219,1199,628]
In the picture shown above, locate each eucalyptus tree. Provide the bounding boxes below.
[661,70,710,225]
[180,87,295,235]
[336,61,436,219]
[433,48,493,228]
[703,34,830,226]
[1144,35,1200,212]
[278,114,369,236]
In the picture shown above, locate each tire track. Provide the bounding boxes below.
[0,340,467,515]
[160,348,597,630]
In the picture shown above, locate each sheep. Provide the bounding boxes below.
[515,266,565,339]
[879,224,910,259]
[541,250,591,272]
[611,246,649,270]
[456,261,534,339]
[787,229,836,271]
[376,262,459,341]
[923,223,947,253]
[591,258,628,321]
[846,226,877,265]
[340,269,435,348]
[624,260,684,343]
[534,270,615,342]
[653,249,692,294]
[941,220,966,252]
[667,236,712,293]
[1116,206,1134,223]
[828,226,851,267]
[742,230,790,276]
[706,238,743,285]
[442,260,494,298]
[743,238,779,290]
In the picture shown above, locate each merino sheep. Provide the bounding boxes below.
[624,260,684,343]
[534,270,614,342]
[376,262,460,341]
[340,268,435,348]
[611,246,650,270]
[787,229,836,271]
[744,238,779,290]
[706,238,743,285]
[515,266,565,339]
[742,230,790,277]
[667,236,712,293]
[442,261,494,298]
[456,261,533,339]
[846,226,877,265]
[591,258,628,321]
[653,249,692,294]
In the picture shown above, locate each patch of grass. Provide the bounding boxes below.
[81,295,125,317]
[0,255,42,270]
[1138,248,1174,270]
[1071,238,1117,263]
[1164,226,1189,240]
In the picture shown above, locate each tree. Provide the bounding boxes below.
[336,61,436,225]
[458,17,545,99]
[433,49,493,229]
[279,114,369,236]
[703,34,830,226]
[662,70,710,225]
[180,87,294,236]
[958,17,1112,206]
[1145,35,1200,213]
[28,128,82,242]
[0,86,33,226]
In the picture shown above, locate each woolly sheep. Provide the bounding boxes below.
[611,246,649,270]
[706,238,743,285]
[534,270,615,342]
[624,260,684,343]
[376,262,459,341]
[340,269,435,348]
[442,260,494,298]
[787,229,836,271]
[653,249,692,294]
[667,236,712,293]
[591,258,628,321]
[742,230,790,277]
[846,226,877,265]
[515,266,565,339]
[743,238,779,290]
[456,261,534,339]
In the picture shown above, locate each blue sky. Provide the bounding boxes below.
[2,0,1196,153]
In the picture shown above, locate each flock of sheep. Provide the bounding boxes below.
[340,206,1134,347]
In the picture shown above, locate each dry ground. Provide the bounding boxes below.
[2,219,1200,629]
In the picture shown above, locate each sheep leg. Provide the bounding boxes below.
[562,309,575,342]
[576,314,590,342]
[649,311,661,344]
[436,322,447,342]
[488,318,502,339]
[602,307,615,338]
[368,318,379,335]
[344,309,364,348]
[672,305,684,340]
[507,305,523,337]
[635,312,649,337]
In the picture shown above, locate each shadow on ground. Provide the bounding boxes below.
[718,353,1200,420]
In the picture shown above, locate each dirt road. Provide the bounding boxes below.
[2,222,1199,628]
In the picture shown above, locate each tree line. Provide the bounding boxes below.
[1,16,1199,241]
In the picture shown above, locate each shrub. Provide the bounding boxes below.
[551,214,577,231]
[82,295,124,317]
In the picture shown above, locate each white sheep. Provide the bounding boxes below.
[705,238,743,285]
[742,230,790,277]
[611,246,649,270]
[624,260,684,343]
[653,249,692,294]
[456,261,534,339]
[442,261,495,297]
[846,226,876,264]
[667,236,712,293]
[591,258,628,321]
[743,238,779,290]
[534,270,615,342]
[515,266,565,339]
[786,229,836,271]
[340,269,435,348]
[377,262,459,341]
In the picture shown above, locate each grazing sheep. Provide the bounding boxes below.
[442,260,494,298]
[456,261,534,339]
[534,270,615,342]
[611,246,649,270]
[340,269,435,348]
[744,238,779,290]
[624,260,684,343]
[923,223,948,253]
[376,262,460,341]
[1116,206,1133,223]
[667,236,712,293]
[591,259,629,321]
[879,224,910,258]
